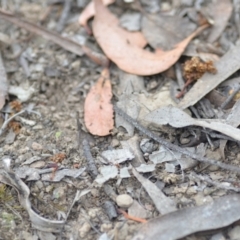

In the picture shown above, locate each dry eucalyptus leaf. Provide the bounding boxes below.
[93,0,206,75]
[141,14,196,50]
[132,168,177,215]
[132,194,240,240]
[84,68,113,136]
[78,0,115,29]
[0,160,64,233]
[41,168,86,182]
[95,165,118,184]
[101,149,135,164]
[206,0,233,43]
[145,105,240,141]
[93,0,147,49]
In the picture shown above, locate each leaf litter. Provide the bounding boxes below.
[1,1,240,239]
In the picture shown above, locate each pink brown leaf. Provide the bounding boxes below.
[84,68,113,136]
[93,0,208,76]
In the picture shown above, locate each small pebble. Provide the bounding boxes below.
[35,180,43,190]
[45,185,53,193]
[116,194,133,208]
[31,142,43,151]
[111,139,120,147]
[78,222,91,238]
[210,232,225,240]
[228,225,240,240]
[140,138,155,153]
[91,188,100,198]
[88,208,99,218]
[100,223,113,232]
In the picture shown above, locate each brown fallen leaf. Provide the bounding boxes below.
[92,0,147,49]
[0,9,108,67]
[92,0,208,76]
[79,0,115,33]
[84,68,113,136]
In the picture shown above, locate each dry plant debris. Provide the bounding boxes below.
[50,153,66,163]
[9,100,22,112]
[177,57,217,98]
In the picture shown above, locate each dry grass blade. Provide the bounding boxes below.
[0,52,8,110]
[84,68,113,136]
[93,0,208,76]
[0,9,108,66]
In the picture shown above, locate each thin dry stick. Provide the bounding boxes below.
[56,0,72,32]
[0,9,108,66]
[114,105,240,173]
[76,112,98,178]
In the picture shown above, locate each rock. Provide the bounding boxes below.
[210,232,226,240]
[100,223,113,232]
[228,225,240,240]
[78,222,91,238]
[52,186,66,199]
[111,139,120,148]
[116,194,133,208]
[140,138,155,153]
[31,142,43,151]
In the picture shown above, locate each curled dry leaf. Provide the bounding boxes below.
[84,68,113,136]
[93,0,208,76]
[79,0,115,32]
[0,159,64,232]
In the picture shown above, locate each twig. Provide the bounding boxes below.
[82,139,98,179]
[56,0,72,32]
[113,105,240,173]
[118,209,147,223]
[76,112,98,178]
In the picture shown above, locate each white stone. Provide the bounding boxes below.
[116,194,133,208]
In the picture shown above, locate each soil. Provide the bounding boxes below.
[0,1,240,240]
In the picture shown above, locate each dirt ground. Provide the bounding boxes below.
[1,0,240,240]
